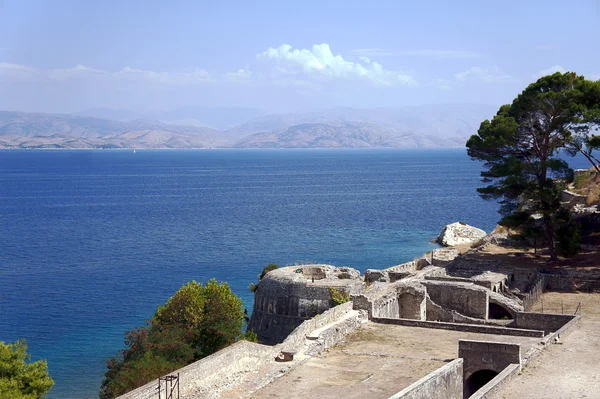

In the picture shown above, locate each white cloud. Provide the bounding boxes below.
[455,66,513,83]
[118,66,213,84]
[224,68,252,81]
[535,65,567,78]
[590,74,600,81]
[352,48,481,59]
[257,43,416,86]
[351,48,396,57]
[0,62,40,81]
[47,64,108,81]
[0,62,35,72]
[0,62,213,85]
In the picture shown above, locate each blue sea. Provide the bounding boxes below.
[0,149,586,398]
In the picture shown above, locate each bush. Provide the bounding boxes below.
[249,264,279,292]
[0,340,54,399]
[243,330,258,342]
[259,264,279,280]
[329,288,350,306]
[100,279,245,399]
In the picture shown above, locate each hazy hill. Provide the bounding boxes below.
[0,111,226,149]
[77,106,265,130]
[226,104,496,139]
[234,122,468,148]
[0,104,496,149]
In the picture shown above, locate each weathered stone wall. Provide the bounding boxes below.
[459,340,521,381]
[397,285,427,320]
[352,281,427,320]
[542,271,600,292]
[511,312,575,332]
[521,275,545,311]
[468,364,521,399]
[371,318,544,338]
[116,341,277,399]
[352,284,399,318]
[424,281,489,319]
[281,302,357,349]
[249,276,334,344]
[388,358,463,399]
[248,265,363,344]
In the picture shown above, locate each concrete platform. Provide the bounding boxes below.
[248,322,541,399]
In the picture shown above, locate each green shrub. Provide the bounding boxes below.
[243,330,258,343]
[0,339,54,399]
[100,279,245,399]
[329,288,350,306]
[249,264,279,293]
[259,264,279,280]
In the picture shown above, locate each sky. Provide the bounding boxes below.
[0,0,599,114]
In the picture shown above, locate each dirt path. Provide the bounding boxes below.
[493,292,600,399]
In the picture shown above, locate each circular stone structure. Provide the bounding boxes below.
[248,264,364,345]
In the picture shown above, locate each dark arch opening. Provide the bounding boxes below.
[464,369,498,398]
[488,302,513,320]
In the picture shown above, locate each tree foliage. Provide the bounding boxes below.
[100,279,245,399]
[467,72,599,259]
[0,340,54,399]
[249,263,279,292]
[565,77,600,173]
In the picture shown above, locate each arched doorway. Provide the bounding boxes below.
[488,302,513,320]
[464,369,498,398]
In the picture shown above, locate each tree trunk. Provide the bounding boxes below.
[544,213,557,261]
[578,149,600,174]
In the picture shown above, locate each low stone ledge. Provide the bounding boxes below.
[511,312,576,332]
[388,358,463,399]
[469,363,520,399]
[372,318,544,338]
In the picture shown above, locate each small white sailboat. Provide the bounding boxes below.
[133,149,136,153]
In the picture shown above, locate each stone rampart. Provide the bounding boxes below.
[116,340,276,399]
[281,301,356,349]
[388,358,463,399]
[248,264,363,344]
[511,312,575,332]
[371,318,544,338]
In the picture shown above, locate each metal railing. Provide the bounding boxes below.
[157,374,179,399]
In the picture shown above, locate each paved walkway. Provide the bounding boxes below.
[247,322,540,399]
[493,292,600,399]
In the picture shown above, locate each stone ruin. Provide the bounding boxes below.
[248,264,363,344]
[117,222,593,399]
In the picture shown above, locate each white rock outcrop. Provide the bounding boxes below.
[436,222,486,247]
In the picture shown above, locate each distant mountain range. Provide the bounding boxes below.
[76,106,266,131]
[0,104,497,149]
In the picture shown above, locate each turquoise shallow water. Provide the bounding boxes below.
[0,149,510,397]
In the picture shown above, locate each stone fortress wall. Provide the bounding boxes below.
[118,221,590,399]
